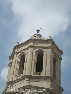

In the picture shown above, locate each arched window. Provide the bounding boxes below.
[36,50,43,73]
[53,56,56,78]
[20,54,25,74]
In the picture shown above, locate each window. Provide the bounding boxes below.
[53,56,56,78]
[20,54,25,74]
[36,50,43,73]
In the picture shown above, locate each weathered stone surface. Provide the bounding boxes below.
[3,33,63,94]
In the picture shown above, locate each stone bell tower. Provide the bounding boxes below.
[3,29,63,94]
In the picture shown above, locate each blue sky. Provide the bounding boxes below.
[0,0,71,94]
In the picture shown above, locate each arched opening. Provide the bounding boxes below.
[36,50,43,73]
[53,56,56,78]
[20,54,25,74]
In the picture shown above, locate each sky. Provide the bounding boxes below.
[0,0,71,94]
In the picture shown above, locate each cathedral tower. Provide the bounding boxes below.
[3,30,63,94]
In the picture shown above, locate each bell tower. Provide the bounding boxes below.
[3,30,63,94]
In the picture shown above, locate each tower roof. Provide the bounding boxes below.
[9,30,63,60]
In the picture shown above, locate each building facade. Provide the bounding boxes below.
[3,31,63,94]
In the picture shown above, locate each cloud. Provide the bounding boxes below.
[9,0,71,41]
[55,30,71,71]
[0,1,71,94]
[0,67,8,81]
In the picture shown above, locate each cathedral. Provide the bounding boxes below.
[3,30,64,94]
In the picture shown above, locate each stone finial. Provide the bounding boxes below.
[48,36,52,39]
[31,29,42,39]
[36,29,40,34]
[16,42,20,45]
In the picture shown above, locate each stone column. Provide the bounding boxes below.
[42,50,47,76]
[57,57,60,86]
[46,49,53,76]
[14,54,21,77]
[26,48,33,75]
[59,58,61,86]
[56,56,59,87]
[31,52,36,75]
[23,62,26,75]
[7,64,11,81]
[23,54,27,75]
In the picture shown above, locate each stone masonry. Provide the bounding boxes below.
[3,30,64,94]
